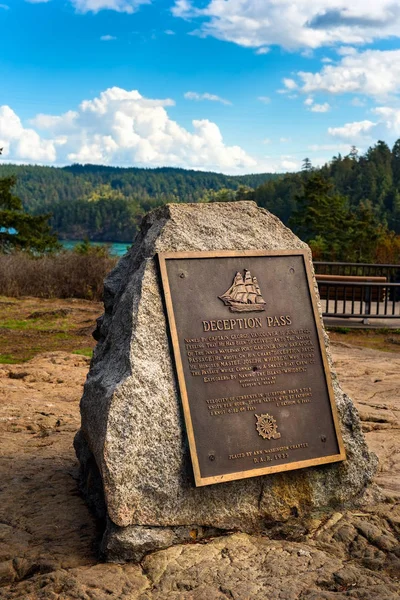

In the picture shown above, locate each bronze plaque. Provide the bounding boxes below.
[158,250,346,487]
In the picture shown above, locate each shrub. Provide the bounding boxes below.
[0,251,117,300]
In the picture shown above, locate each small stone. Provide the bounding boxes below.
[298,549,312,557]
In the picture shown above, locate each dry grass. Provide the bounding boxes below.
[0,252,117,300]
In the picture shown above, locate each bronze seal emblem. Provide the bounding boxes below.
[255,413,281,440]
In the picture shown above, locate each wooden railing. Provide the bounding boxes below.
[317,281,400,319]
[314,261,400,283]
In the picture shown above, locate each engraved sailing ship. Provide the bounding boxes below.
[219,269,266,312]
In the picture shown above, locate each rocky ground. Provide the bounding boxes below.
[0,298,399,599]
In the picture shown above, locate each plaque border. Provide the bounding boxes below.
[158,250,346,487]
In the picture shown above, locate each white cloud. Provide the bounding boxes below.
[283,78,297,90]
[328,119,376,141]
[164,30,175,35]
[71,0,150,13]
[336,45,358,56]
[280,137,291,143]
[372,106,400,134]
[184,91,232,105]
[327,106,400,144]
[308,143,352,152]
[100,34,116,41]
[255,47,269,55]
[262,138,272,144]
[291,49,400,99]
[171,0,195,18]
[261,154,301,172]
[0,106,57,162]
[281,159,299,170]
[30,110,79,132]
[1,87,256,173]
[311,102,331,112]
[25,0,150,11]
[303,96,331,112]
[351,97,366,107]
[258,96,271,104]
[172,0,400,50]
[0,4,9,8]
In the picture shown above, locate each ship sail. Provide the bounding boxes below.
[253,277,266,304]
[244,270,257,304]
[219,269,266,312]
[219,272,247,303]
[229,272,248,303]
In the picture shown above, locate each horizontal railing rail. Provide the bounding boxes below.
[314,261,400,282]
[317,281,400,319]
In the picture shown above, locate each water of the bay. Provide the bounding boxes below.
[60,240,130,257]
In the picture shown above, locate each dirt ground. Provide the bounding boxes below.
[0,298,399,599]
[0,297,101,364]
[328,327,400,354]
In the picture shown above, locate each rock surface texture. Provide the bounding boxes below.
[0,296,399,598]
[74,201,378,560]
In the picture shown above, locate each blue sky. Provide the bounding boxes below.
[1,0,400,173]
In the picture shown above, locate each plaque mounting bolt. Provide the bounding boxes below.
[321,435,327,442]
[179,272,185,278]
[208,453,216,461]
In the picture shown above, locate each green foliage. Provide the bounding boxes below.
[0,176,59,254]
[308,235,329,261]
[290,174,350,258]
[254,172,302,223]
[201,185,255,203]
[350,201,384,263]
[256,140,400,238]
[290,173,388,262]
[73,239,92,255]
[302,157,313,172]
[374,229,400,263]
[73,238,112,257]
[72,348,93,357]
[0,164,277,242]
[0,353,23,364]
[2,141,400,262]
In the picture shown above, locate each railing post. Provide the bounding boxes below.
[365,285,371,315]
[363,284,371,324]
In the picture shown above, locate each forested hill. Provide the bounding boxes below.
[0,164,276,212]
[254,140,400,235]
[0,163,277,242]
[1,140,400,248]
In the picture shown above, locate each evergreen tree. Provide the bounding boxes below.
[290,174,351,260]
[392,139,400,187]
[349,201,383,262]
[349,145,359,160]
[302,157,313,172]
[236,185,255,201]
[2,141,400,250]
[0,176,59,253]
